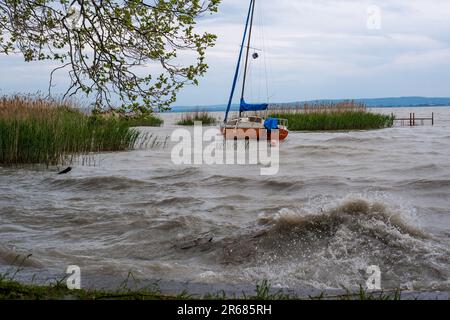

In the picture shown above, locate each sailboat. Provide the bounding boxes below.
[221,0,289,141]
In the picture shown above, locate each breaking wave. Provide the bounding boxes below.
[178,200,449,290]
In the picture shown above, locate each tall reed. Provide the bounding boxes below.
[0,96,140,166]
[177,110,217,126]
[267,101,394,131]
[269,100,368,114]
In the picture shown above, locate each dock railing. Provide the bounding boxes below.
[394,113,434,126]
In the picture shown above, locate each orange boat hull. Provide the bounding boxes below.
[221,127,289,141]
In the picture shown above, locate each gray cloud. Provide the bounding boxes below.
[1,0,450,105]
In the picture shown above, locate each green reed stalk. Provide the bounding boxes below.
[0,96,141,166]
[267,101,394,131]
[177,111,217,126]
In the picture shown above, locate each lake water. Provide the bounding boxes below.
[1,107,449,296]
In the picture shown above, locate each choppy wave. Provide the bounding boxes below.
[295,144,373,156]
[47,176,152,191]
[384,164,441,174]
[397,179,450,190]
[204,175,305,191]
[325,136,387,144]
[151,167,200,180]
[177,200,449,289]
[153,197,204,206]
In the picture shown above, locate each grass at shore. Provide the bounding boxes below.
[177,111,217,126]
[0,96,140,166]
[0,277,402,300]
[0,278,170,300]
[268,101,394,131]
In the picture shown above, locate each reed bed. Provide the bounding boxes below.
[177,111,217,126]
[267,101,394,131]
[123,115,163,127]
[99,109,163,127]
[0,96,140,166]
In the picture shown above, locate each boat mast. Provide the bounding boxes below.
[240,0,256,117]
[224,0,254,123]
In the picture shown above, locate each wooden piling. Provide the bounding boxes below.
[394,112,434,126]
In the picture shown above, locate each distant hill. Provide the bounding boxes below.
[168,97,450,113]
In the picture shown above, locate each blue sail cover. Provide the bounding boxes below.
[240,98,269,112]
[264,118,279,131]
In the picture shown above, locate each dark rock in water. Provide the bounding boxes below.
[58,167,72,175]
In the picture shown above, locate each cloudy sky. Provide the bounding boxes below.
[1,0,450,106]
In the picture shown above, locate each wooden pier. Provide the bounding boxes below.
[394,113,434,126]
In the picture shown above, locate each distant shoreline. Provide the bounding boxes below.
[165,104,450,113]
[167,97,450,113]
